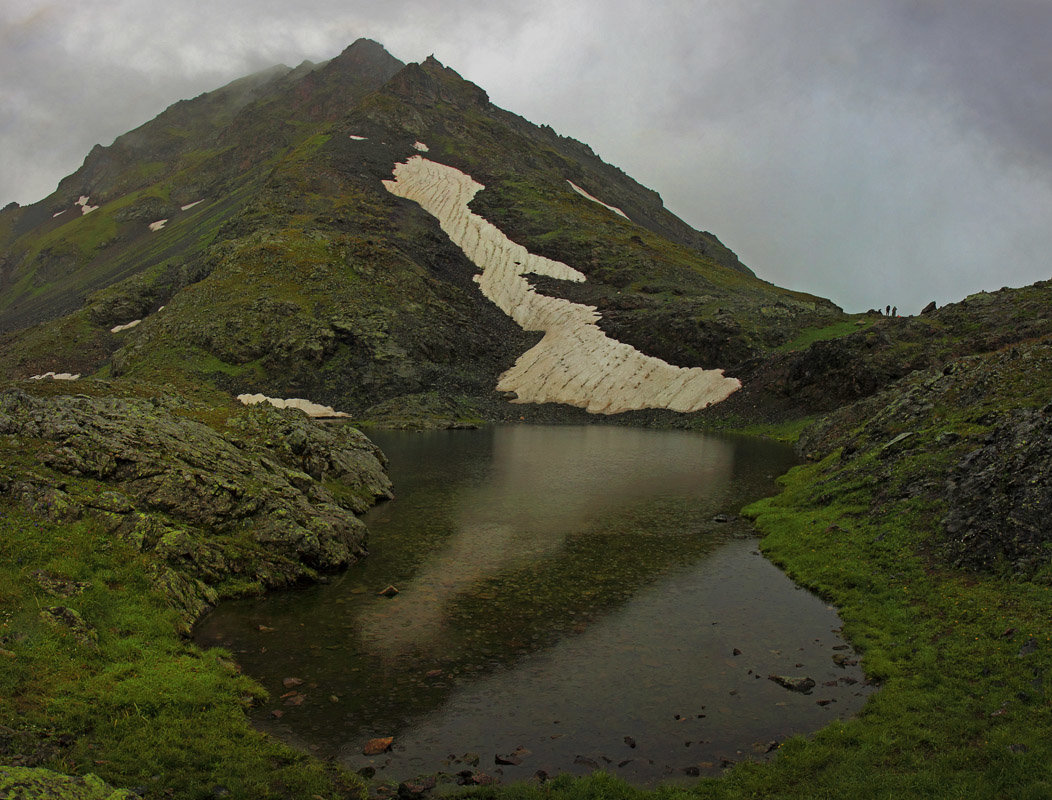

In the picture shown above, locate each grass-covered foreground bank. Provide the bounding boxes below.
[0,382,395,798]
[0,505,367,799]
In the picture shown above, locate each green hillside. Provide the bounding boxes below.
[0,41,842,424]
[1,37,1049,800]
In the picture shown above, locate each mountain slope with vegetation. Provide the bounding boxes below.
[0,40,842,424]
[1,37,1050,800]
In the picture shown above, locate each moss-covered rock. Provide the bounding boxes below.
[0,766,137,800]
[0,383,392,624]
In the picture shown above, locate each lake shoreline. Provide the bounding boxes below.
[3,384,1049,799]
[195,426,870,790]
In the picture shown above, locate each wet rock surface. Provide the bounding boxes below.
[943,408,1052,574]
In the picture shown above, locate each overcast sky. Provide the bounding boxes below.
[2,0,1050,313]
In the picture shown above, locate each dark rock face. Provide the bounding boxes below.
[943,409,1052,574]
[792,333,1052,577]
[0,388,392,624]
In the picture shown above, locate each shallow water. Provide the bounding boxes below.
[194,425,872,785]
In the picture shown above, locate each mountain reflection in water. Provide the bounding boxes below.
[194,425,873,786]
[357,426,735,656]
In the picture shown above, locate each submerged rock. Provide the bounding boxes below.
[495,746,530,766]
[363,736,394,755]
[768,675,816,693]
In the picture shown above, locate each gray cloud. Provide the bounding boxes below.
[2,0,1050,313]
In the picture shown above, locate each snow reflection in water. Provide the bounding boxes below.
[194,425,872,786]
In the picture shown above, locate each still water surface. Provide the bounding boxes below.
[194,425,872,785]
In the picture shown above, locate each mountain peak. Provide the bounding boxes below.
[385,56,489,110]
[332,37,397,70]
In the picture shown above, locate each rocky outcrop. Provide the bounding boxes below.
[0,387,392,624]
[943,408,1052,574]
[794,337,1052,576]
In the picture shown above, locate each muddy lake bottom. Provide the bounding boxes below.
[194,425,873,787]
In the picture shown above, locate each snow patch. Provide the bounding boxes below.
[237,394,350,418]
[110,319,142,333]
[76,196,98,215]
[567,180,630,220]
[52,210,66,218]
[180,200,204,211]
[383,156,740,414]
[30,372,80,381]
[349,135,368,140]
[148,219,167,231]
[412,141,430,152]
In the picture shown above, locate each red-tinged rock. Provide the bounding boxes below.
[397,776,436,798]
[363,736,394,755]
[456,771,493,786]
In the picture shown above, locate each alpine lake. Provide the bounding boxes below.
[194,425,873,787]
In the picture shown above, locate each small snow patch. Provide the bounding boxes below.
[76,196,99,215]
[180,200,204,211]
[412,141,430,152]
[30,372,80,381]
[52,210,67,218]
[110,319,141,333]
[237,393,350,418]
[349,135,368,141]
[567,180,629,220]
[148,219,167,231]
